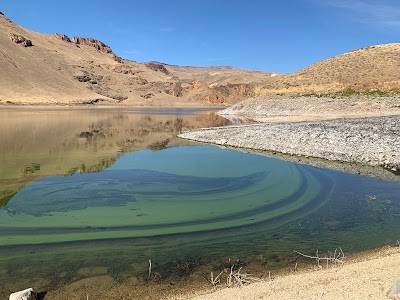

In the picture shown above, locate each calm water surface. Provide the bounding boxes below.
[0,108,399,296]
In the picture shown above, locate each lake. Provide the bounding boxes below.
[1,107,400,299]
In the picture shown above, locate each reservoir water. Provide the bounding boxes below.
[0,108,399,298]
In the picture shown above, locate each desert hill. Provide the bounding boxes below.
[0,12,278,106]
[261,43,400,95]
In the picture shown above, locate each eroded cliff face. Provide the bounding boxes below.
[54,33,71,42]
[54,33,113,54]
[72,36,113,54]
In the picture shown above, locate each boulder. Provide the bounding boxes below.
[9,288,36,300]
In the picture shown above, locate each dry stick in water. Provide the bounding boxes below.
[148,259,152,280]
[293,248,345,268]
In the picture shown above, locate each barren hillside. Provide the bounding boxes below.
[261,43,400,94]
[0,12,278,106]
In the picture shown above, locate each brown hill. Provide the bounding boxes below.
[261,43,400,95]
[0,13,278,106]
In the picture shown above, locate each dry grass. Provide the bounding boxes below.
[261,43,400,94]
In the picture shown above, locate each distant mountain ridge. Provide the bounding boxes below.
[0,12,278,106]
[1,11,399,106]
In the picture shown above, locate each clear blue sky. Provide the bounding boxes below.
[2,0,400,73]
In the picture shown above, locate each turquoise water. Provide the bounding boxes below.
[1,146,400,286]
[1,146,327,245]
[1,109,400,297]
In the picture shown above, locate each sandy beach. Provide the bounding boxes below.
[188,247,400,300]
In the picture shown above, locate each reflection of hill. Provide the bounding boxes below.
[0,108,230,204]
[0,193,15,207]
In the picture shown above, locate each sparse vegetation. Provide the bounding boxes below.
[298,88,400,98]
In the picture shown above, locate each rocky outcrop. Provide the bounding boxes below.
[112,54,124,63]
[109,65,138,75]
[141,93,154,99]
[203,93,225,104]
[150,81,186,97]
[212,83,255,100]
[54,33,71,42]
[145,62,170,75]
[71,37,113,54]
[9,33,32,47]
[172,82,184,97]
[55,34,120,61]
[73,71,101,84]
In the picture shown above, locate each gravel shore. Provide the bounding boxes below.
[179,115,400,174]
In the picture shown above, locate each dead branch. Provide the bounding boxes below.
[225,264,264,288]
[294,248,345,268]
[206,264,264,288]
[205,270,224,287]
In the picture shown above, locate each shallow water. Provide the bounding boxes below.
[0,108,400,297]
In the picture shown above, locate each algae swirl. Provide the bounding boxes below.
[0,146,334,245]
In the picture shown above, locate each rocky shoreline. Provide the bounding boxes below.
[179,114,400,176]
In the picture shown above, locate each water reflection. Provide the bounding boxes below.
[0,108,230,205]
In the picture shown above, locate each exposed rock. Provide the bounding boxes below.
[72,37,113,54]
[145,62,170,75]
[9,288,36,300]
[0,11,4,16]
[213,83,255,100]
[141,93,154,99]
[203,93,224,104]
[74,72,103,85]
[74,75,91,83]
[110,65,137,75]
[10,33,32,47]
[88,85,127,101]
[188,79,207,90]
[82,98,104,105]
[54,33,71,42]
[112,54,124,63]
[172,82,184,97]
[132,77,148,85]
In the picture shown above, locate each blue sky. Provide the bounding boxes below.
[2,0,400,73]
